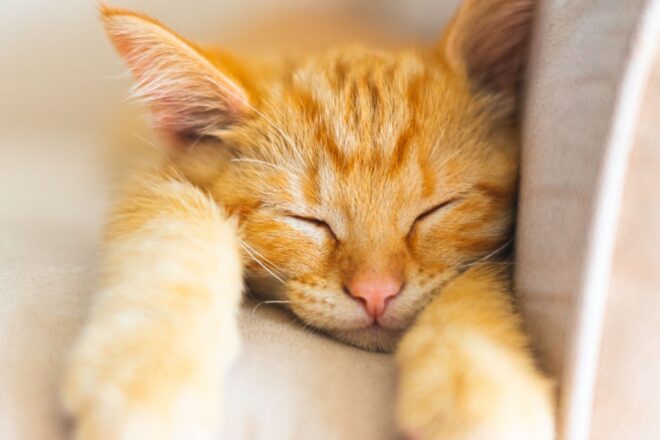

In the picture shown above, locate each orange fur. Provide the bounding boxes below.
[62,2,554,439]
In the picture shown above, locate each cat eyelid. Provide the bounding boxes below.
[286,214,339,242]
[412,197,461,227]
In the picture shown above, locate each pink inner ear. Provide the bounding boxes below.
[102,9,250,138]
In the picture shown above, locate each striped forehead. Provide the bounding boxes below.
[288,49,430,161]
[245,48,475,216]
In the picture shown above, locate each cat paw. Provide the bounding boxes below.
[396,331,555,440]
[61,311,239,440]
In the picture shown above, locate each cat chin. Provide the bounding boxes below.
[327,325,404,353]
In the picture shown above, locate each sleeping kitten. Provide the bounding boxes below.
[62,1,555,439]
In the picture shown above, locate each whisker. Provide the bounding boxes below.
[476,261,515,266]
[230,158,293,175]
[239,240,286,275]
[132,133,168,159]
[252,300,292,314]
[238,241,285,284]
[461,238,514,271]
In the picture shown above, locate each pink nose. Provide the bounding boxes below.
[345,275,403,319]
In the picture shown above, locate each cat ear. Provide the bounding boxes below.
[440,0,535,111]
[100,5,251,139]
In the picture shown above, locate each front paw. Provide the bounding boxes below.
[61,312,239,440]
[396,331,555,440]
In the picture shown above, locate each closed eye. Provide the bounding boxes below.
[410,198,461,232]
[287,215,338,242]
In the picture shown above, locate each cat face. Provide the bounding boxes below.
[101,0,530,351]
[213,49,516,351]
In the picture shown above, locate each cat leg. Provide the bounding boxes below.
[396,264,555,440]
[61,173,243,440]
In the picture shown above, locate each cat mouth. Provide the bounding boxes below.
[367,319,395,331]
[330,322,404,352]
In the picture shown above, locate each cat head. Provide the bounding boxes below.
[101,0,534,351]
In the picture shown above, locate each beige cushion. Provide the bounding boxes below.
[590,52,660,440]
[517,0,660,439]
[0,133,397,439]
[0,1,452,438]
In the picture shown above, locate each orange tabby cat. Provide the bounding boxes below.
[62,1,555,439]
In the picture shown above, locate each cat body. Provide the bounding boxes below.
[62,1,555,439]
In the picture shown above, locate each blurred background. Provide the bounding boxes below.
[0,0,462,133]
[0,0,461,248]
[0,0,462,280]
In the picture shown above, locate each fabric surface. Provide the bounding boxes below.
[517,0,660,439]
[0,133,397,440]
[589,43,660,440]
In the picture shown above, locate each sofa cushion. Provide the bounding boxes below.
[0,134,397,440]
[517,0,660,438]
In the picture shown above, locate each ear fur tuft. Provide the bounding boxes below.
[100,4,250,138]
